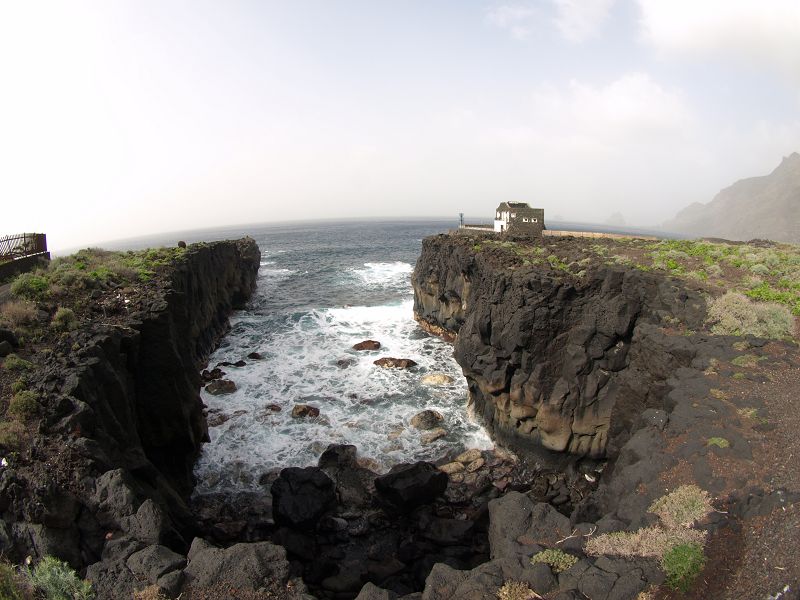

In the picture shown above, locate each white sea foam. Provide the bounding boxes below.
[349,262,413,292]
[193,299,491,495]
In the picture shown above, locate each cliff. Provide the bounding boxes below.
[413,234,708,460]
[0,239,260,583]
[664,152,800,243]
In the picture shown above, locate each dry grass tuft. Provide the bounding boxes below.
[496,581,542,600]
[0,300,37,328]
[585,526,706,559]
[707,291,794,339]
[649,484,713,529]
[133,585,168,600]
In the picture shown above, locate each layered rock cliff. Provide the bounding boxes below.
[412,234,707,460]
[0,239,260,584]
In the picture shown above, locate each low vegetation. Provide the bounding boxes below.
[529,548,578,573]
[7,391,39,421]
[50,307,77,332]
[707,292,794,339]
[662,542,706,593]
[0,299,37,328]
[2,354,34,372]
[585,485,712,592]
[0,561,33,600]
[0,420,27,449]
[496,581,542,600]
[133,586,169,600]
[28,556,94,600]
[706,437,730,449]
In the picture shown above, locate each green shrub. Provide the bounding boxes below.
[2,354,34,372]
[28,556,94,600]
[0,561,31,599]
[529,548,577,573]
[10,273,49,301]
[10,378,27,394]
[8,391,39,421]
[706,292,794,339]
[706,437,729,449]
[750,263,770,276]
[50,308,77,332]
[662,542,705,592]
[0,421,26,449]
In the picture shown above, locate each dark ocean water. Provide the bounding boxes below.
[104,220,491,495]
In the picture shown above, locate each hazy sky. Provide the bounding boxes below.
[2,1,799,251]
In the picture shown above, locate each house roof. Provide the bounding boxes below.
[497,201,535,210]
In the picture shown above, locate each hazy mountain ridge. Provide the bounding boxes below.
[664,153,800,243]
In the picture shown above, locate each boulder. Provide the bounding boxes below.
[374,357,417,369]
[355,582,398,600]
[291,404,320,418]
[455,449,482,464]
[126,544,186,583]
[201,367,225,382]
[0,341,12,358]
[374,462,447,510]
[438,462,464,474]
[353,340,381,351]
[271,467,336,528]
[183,538,290,590]
[247,352,263,360]
[0,328,19,348]
[205,379,237,395]
[421,428,447,444]
[410,409,444,430]
[488,492,571,560]
[421,373,454,385]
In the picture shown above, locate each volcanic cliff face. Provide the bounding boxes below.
[1,239,260,579]
[412,234,707,461]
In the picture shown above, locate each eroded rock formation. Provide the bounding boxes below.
[412,234,707,460]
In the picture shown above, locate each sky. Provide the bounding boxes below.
[1,1,799,251]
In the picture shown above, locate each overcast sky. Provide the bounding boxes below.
[2,1,799,251]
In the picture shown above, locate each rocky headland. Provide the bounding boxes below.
[1,232,799,600]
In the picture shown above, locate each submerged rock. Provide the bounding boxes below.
[205,379,237,395]
[421,373,454,385]
[247,351,263,360]
[410,409,444,430]
[291,404,320,418]
[353,340,381,351]
[373,357,417,369]
[421,428,447,444]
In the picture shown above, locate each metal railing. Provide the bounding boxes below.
[0,233,48,263]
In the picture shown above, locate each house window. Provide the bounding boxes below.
[532,218,538,223]
[511,213,516,218]
[496,212,501,219]
[523,218,529,222]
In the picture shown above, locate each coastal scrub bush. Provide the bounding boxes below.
[0,561,33,600]
[50,308,77,332]
[662,542,705,592]
[731,354,762,368]
[28,556,94,600]
[529,548,577,573]
[2,354,34,372]
[649,485,713,529]
[11,378,27,394]
[750,263,770,276]
[706,291,794,339]
[496,581,541,600]
[0,299,37,328]
[0,421,26,449]
[10,272,50,301]
[8,391,39,421]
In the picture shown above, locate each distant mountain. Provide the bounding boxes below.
[664,153,800,243]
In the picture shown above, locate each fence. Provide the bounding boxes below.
[544,230,658,241]
[0,233,48,263]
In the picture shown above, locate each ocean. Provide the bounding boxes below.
[103,219,492,496]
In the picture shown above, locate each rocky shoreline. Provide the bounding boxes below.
[1,233,798,599]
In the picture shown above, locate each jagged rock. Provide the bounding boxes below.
[247,351,263,359]
[205,379,237,395]
[271,467,336,528]
[291,404,320,418]
[183,538,291,590]
[374,357,418,369]
[374,462,447,510]
[266,403,281,412]
[126,544,186,583]
[421,428,447,444]
[355,581,399,599]
[318,444,375,508]
[421,373,454,385]
[353,340,381,351]
[488,492,571,559]
[410,409,444,430]
[201,367,225,382]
